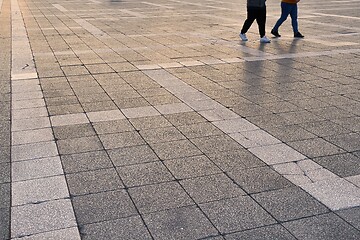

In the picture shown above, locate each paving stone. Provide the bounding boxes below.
[12,117,50,131]
[12,227,81,240]
[177,122,224,139]
[0,163,10,184]
[130,115,172,130]
[164,112,207,126]
[12,141,58,161]
[288,138,346,158]
[12,156,63,182]
[72,190,137,225]
[82,101,118,112]
[0,147,10,164]
[86,110,125,122]
[92,119,134,134]
[225,225,296,240]
[66,168,124,196]
[0,183,10,208]
[299,120,352,137]
[140,126,186,143]
[108,145,159,166]
[0,208,10,240]
[336,206,360,230]
[313,153,360,177]
[151,139,202,160]
[324,133,360,152]
[265,125,317,142]
[53,123,96,140]
[155,103,192,114]
[81,216,152,240]
[199,196,276,234]
[12,128,54,145]
[11,199,77,238]
[230,129,281,148]
[212,118,259,134]
[122,106,160,118]
[283,213,360,240]
[117,161,174,187]
[99,131,145,149]
[128,181,194,214]
[143,206,218,240]
[50,113,89,127]
[47,104,84,116]
[12,107,48,120]
[57,136,103,154]
[12,99,45,110]
[190,135,242,154]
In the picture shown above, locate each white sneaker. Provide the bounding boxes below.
[239,33,248,41]
[260,36,271,43]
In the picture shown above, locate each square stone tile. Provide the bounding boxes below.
[249,143,306,165]
[108,145,159,166]
[139,126,186,143]
[288,138,346,158]
[225,225,296,240]
[228,166,293,194]
[190,135,242,154]
[50,113,89,127]
[253,187,329,222]
[180,173,245,203]
[57,136,103,154]
[12,175,69,206]
[128,181,194,214]
[72,190,137,225]
[199,196,276,234]
[164,112,207,126]
[11,199,77,238]
[99,131,145,150]
[130,115,172,130]
[336,206,360,230]
[155,103,192,114]
[177,122,224,138]
[86,110,125,123]
[61,151,112,174]
[81,216,152,240]
[151,139,202,160]
[143,206,218,240]
[117,161,174,187]
[164,155,221,179]
[12,141,58,162]
[283,213,360,240]
[122,106,160,118]
[53,123,96,140]
[12,156,63,182]
[92,119,134,134]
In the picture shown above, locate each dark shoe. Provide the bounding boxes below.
[294,32,304,38]
[271,29,281,37]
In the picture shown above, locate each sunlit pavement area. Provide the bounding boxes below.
[1,0,360,239]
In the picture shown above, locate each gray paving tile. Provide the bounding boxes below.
[108,144,159,166]
[143,206,218,240]
[139,126,186,143]
[50,113,89,127]
[0,183,10,208]
[0,207,10,240]
[336,206,360,230]
[53,123,96,140]
[12,227,81,240]
[164,112,207,126]
[190,135,242,154]
[313,153,360,177]
[177,122,224,139]
[128,181,194,214]
[164,155,221,179]
[265,125,317,142]
[0,163,10,184]
[283,213,360,240]
[151,139,202,160]
[199,196,276,234]
[57,136,103,154]
[86,110,125,123]
[12,141,58,161]
[117,161,174,187]
[92,119,134,134]
[288,138,346,158]
[12,128,54,145]
[66,168,124,196]
[81,216,151,240]
[324,133,360,152]
[99,131,145,150]
[72,190,137,225]
[130,115,172,130]
[225,225,296,240]
[11,199,77,238]
[122,106,160,118]
[155,103,192,115]
[12,117,50,131]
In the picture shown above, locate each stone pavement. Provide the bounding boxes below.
[1,0,360,239]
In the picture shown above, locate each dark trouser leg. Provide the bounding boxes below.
[256,7,266,37]
[241,7,257,34]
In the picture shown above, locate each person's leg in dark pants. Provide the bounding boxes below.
[256,7,266,38]
[241,7,257,34]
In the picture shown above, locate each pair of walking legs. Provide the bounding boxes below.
[241,6,266,38]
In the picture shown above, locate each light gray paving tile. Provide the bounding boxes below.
[12,227,81,240]
[136,64,161,70]
[122,106,160,118]
[249,143,307,165]
[12,128,54,145]
[300,178,360,211]
[230,129,281,148]
[86,110,125,122]
[12,117,50,131]
[199,108,240,121]
[346,175,360,188]
[185,100,223,111]
[166,84,198,95]
[179,60,204,67]
[177,91,211,102]
[213,118,259,134]
[11,199,77,238]
[12,175,69,206]
[221,58,244,63]
[50,113,88,127]
[12,99,45,110]
[200,58,225,65]
[155,103,193,114]
[158,62,183,68]
[12,156,63,182]
[12,83,41,93]
[12,91,43,101]
[12,141,58,162]
[12,107,48,120]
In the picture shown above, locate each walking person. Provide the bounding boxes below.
[239,0,271,43]
[271,0,304,38]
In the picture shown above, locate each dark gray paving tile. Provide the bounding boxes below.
[225,225,296,240]
[283,213,360,240]
[324,133,360,152]
[336,207,360,230]
[67,168,124,196]
[177,122,224,139]
[313,153,360,177]
[61,150,112,174]
[129,115,172,130]
[190,135,242,154]
[108,145,159,166]
[228,166,293,194]
[278,111,324,125]
[0,131,10,147]
[288,137,346,158]
[164,155,221,179]
[143,206,218,240]
[299,120,351,137]
[164,112,207,126]
[332,117,360,132]
[57,136,103,154]
[81,216,152,240]
[117,161,174,187]
[139,126,186,143]
[0,208,10,240]
[200,196,276,234]
[207,149,265,172]
[266,124,316,142]
[45,95,79,106]
[92,119,134,134]
[82,101,118,112]
[0,183,10,208]
[72,190,137,225]
[180,173,245,203]
[151,140,202,160]
[253,187,329,222]
[99,131,145,150]
[0,163,10,184]
[53,123,96,140]
[128,181,194,214]
[48,104,83,116]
